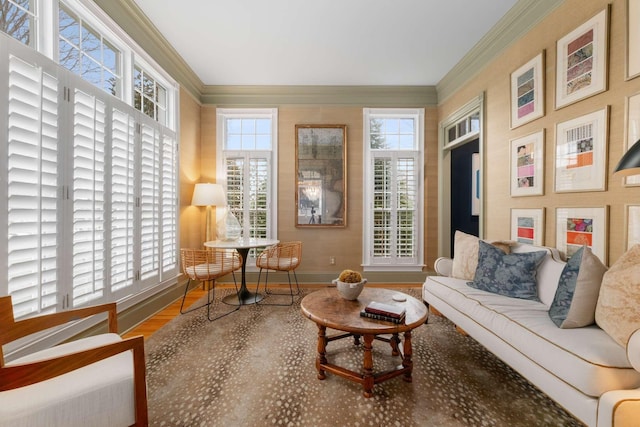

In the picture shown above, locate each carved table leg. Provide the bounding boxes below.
[390,333,400,356]
[402,330,413,382]
[363,334,375,398]
[316,324,327,380]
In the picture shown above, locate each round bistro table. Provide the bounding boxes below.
[300,287,428,397]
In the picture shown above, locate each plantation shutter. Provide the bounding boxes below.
[372,158,392,259]
[139,123,160,282]
[371,155,418,263]
[225,157,245,226]
[248,157,269,239]
[71,87,106,306]
[6,55,59,318]
[161,133,177,275]
[110,108,135,292]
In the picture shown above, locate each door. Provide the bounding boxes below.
[450,139,480,252]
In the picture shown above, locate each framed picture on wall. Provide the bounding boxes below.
[510,130,544,197]
[510,52,545,128]
[556,207,607,263]
[554,108,608,193]
[625,204,640,250]
[627,0,640,80]
[555,8,609,109]
[624,93,640,186]
[511,208,544,246]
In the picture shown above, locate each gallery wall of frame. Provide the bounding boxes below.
[495,0,640,266]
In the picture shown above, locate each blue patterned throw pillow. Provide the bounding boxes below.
[467,240,546,300]
[549,246,607,328]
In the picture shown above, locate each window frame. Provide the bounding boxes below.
[216,108,278,262]
[362,108,425,271]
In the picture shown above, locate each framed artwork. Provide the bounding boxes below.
[555,8,609,109]
[510,130,544,197]
[625,204,640,250]
[624,93,640,185]
[511,208,544,246]
[556,207,607,262]
[627,0,640,80]
[554,108,608,193]
[510,52,545,128]
[295,124,347,227]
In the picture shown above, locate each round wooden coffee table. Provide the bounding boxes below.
[300,287,428,397]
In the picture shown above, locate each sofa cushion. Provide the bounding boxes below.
[467,240,546,300]
[424,276,640,397]
[549,246,607,328]
[595,244,640,347]
[451,231,514,280]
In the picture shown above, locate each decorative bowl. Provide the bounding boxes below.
[332,278,367,300]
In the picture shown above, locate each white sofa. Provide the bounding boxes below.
[422,243,640,427]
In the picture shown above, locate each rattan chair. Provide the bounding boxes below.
[180,248,242,321]
[254,241,302,305]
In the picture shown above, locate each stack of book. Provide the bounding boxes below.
[360,301,406,324]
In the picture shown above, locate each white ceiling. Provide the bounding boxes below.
[132,0,519,87]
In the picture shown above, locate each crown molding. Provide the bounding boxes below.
[200,85,437,107]
[436,0,565,104]
[92,0,203,100]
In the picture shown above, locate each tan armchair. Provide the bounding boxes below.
[0,296,147,427]
[255,241,302,305]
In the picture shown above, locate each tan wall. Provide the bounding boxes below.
[189,104,439,277]
[179,87,203,250]
[439,0,640,266]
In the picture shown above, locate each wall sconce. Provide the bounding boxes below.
[191,183,225,242]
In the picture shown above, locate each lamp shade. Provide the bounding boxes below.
[191,183,226,206]
[615,139,640,177]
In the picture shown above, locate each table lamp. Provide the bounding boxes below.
[614,139,640,176]
[191,183,225,242]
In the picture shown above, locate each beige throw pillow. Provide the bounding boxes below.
[595,244,640,347]
[451,230,514,280]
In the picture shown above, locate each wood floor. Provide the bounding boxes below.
[122,283,421,341]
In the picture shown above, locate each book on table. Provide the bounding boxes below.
[364,301,406,319]
[359,310,406,324]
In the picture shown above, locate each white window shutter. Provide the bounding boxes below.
[110,108,136,292]
[6,55,59,318]
[71,88,106,306]
[161,132,177,275]
[139,123,160,282]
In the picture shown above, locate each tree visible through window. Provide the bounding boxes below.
[134,65,167,125]
[58,3,121,96]
[0,0,36,46]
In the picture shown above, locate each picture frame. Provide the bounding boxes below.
[295,124,347,227]
[624,92,640,186]
[510,52,545,128]
[555,8,609,109]
[554,108,608,193]
[625,204,640,251]
[510,130,544,197]
[556,207,607,263]
[627,0,640,80]
[511,208,545,246]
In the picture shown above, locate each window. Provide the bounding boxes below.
[134,65,167,125]
[1,0,37,47]
[0,0,178,324]
[363,108,424,271]
[58,3,121,96]
[217,109,277,257]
